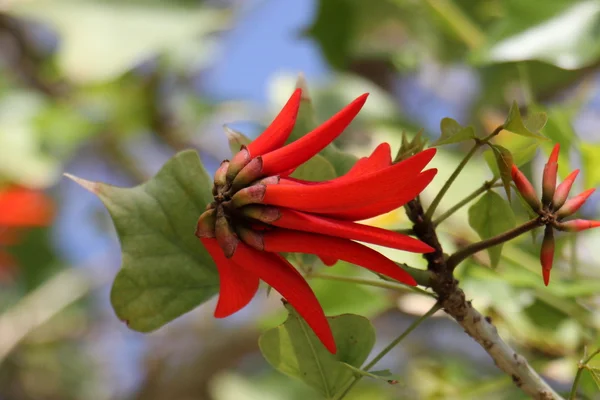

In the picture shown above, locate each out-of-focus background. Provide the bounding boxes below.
[1,0,600,399]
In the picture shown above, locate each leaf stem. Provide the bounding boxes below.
[425,126,502,220]
[337,302,442,399]
[569,348,600,400]
[433,179,500,227]
[446,218,542,270]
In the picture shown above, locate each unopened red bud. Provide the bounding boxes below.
[552,169,579,210]
[231,157,264,192]
[214,161,230,188]
[226,147,251,182]
[195,209,216,238]
[555,219,600,232]
[542,162,557,205]
[548,143,560,164]
[239,204,281,223]
[557,188,596,218]
[511,165,541,211]
[215,206,238,258]
[540,225,554,286]
[231,184,266,208]
[235,225,264,251]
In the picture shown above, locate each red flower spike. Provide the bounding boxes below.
[263,229,417,286]
[557,188,596,218]
[511,165,541,212]
[540,225,554,286]
[260,94,369,176]
[273,208,434,253]
[555,219,600,232]
[0,187,53,227]
[246,88,302,158]
[201,238,260,317]
[231,242,336,353]
[553,169,579,210]
[200,90,439,354]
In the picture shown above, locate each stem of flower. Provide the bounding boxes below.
[425,126,503,220]
[433,179,500,227]
[310,271,435,298]
[336,302,442,399]
[446,218,542,271]
[569,348,600,400]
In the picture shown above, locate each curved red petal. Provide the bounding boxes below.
[201,238,260,318]
[262,150,436,213]
[0,187,53,227]
[553,169,579,210]
[273,208,433,253]
[557,188,596,218]
[260,94,369,176]
[345,142,392,178]
[263,229,417,286]
[231,243,336,353]
[548,144,560,164]
[318,255,338,266]
[246,89,302,157]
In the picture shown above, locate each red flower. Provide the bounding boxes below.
[511,144,599,286]
[196,89,437,353]
[0,186,53,281]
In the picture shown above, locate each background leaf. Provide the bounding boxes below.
[504,101,547,140]
[67,150,218,332]
[468,191,516,267]
[431,117,476,147]
[259,308,376,399]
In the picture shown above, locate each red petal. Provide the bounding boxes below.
[0,187,53,227]
[262,150,436,213]
[263,229,417,286]
[318,255,338,266]
[231,243,336,353]
[345,143,392,178]
[260,94,369,176]
[247,89,302,157]
[273,208,433,253]
[548,144,560,164]
[320,169,436,220]
[511,165,541,211]
[556,219,600,232]
[201,238,260,318]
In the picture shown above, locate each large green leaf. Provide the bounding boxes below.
[8,0,227,83]
[468,191,516,267]
[66,150,219,332]
[259,307,376,399]
[503,101,547,140]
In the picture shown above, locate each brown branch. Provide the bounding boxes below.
[404,197,563,400]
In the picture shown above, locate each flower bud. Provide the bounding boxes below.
[231,184,266,208]
[557,188,595,218]
[231,157,264,193]
[541,161,558,205]
[511,165,541,211]
[255,176,280,186]
[540,225,554,286]
[239,204,281,223]
[215,206,239,258]
[552,169,579,210]
[214,161,230,189]
[235,224,264,251]
[196,209,216,238]
[554,219,600,232]
[226,147,251,182]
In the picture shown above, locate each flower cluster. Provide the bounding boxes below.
[0,186,53,281]
[196,89,437,353]
[511,144,599,285]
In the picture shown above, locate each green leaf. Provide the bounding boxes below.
[523,112,548,133]
[259,308,376,398]
[580,142,600,189]
[504,101,547,140]
[66,150,218,332]
[431,118,476,147]
[486,144,514,201]
[468,191,516,268]
[291,154,338,182]
[8,1,227,83]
